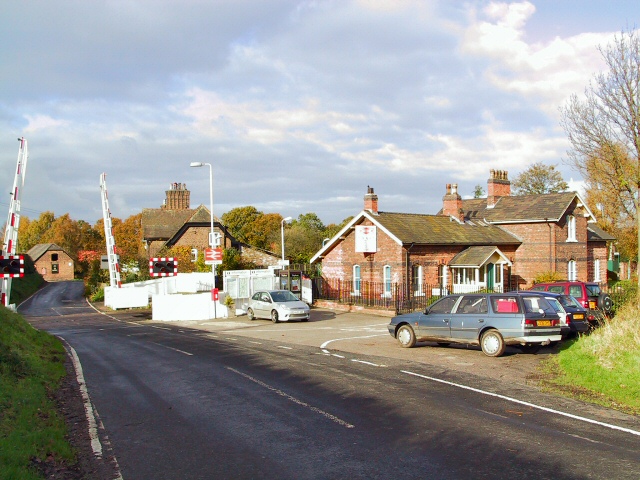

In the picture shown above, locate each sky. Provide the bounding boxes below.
[1,0,638,228]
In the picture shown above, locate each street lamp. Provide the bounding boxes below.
[281,216,292,262]
[189,162,215,275]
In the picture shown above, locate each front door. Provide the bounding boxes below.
[487,263,494,291]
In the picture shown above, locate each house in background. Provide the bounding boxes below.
[311,170,614,294]
[27,243,75,281]
[141,183,280,267]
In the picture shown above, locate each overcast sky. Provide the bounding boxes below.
[1,0,637,227]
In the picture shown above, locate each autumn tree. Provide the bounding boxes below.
[19,211,55,251]
[113,213,144,265]
[511,162,569,195]
[221,206,262,243]
[561,29,640,285]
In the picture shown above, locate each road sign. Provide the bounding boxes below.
[149,257,178,277]
[205,248,223,265]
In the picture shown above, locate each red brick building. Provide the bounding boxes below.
[311,171,614,292]
[27,243,75,282]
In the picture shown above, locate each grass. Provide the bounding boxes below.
[538,298,640,415]
[6,273,45,306]
[0,306,75,479]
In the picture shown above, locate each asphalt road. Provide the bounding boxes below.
[21,281,640,479]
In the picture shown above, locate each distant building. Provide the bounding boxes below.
[27,243,75,281]
[141,183,280,267]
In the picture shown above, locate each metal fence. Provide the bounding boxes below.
[312,278,454,315]
[312,277,638,316]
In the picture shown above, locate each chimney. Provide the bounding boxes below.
[442,183,464,222]
[162,182,190,210]
[487,169,510,207]
[364,185,378,214]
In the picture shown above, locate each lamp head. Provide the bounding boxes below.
[190,162,204,167]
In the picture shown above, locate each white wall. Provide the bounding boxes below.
[151,291,232,321]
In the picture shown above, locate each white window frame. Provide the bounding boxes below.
[353,265,361,295]
[412,265,424,295]
[383,265,392,297]
[566,215,576,242]
[594,258,601,282]
[568,260,577,281]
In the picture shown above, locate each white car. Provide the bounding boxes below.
[247,290,310,323]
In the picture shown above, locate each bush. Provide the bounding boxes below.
[533,270,564,284]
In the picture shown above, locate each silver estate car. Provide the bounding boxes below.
[247,290,310,323]
[388,293,562,357]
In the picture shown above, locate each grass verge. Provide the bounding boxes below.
[537,299,640,416]
[0,306,75,479]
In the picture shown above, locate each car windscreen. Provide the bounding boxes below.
[270,291,299,302]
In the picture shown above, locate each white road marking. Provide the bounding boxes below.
[226,367,354,429]
[402,370,640,438]
[60,338,125,479]
[248,341,262,345]
[320,334,388,351]
[150,342,193,356]
[278,346,293,350]
[351,359,386,367]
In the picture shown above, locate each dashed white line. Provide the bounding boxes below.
[278,346,293,350]
[402,370,640,438]
[351,359,386,367]
[150,342,193,356]
[226,367,354,429]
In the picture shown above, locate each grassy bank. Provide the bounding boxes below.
[540,299,640,415]
[0,307,75,479]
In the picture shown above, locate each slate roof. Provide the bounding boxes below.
[449,246,510,267]
[26,243,68,261]
[142,204,216,240]
[460,192,592,223]
[587,224,616,242]
[374,211,520,245]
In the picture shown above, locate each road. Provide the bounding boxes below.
[21,281,640,479]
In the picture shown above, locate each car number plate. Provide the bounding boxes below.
[573,314,584,320]
[293,310,303,314]
[537,320,551,327]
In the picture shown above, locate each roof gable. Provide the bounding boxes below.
[26,243,69,261]
[461,191,596,223]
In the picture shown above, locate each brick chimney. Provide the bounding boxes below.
[162,182,190,210]
[442,183,464,222]
[364,186,378,214]
[487,169,510,208]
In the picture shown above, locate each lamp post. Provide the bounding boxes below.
[281,216,292,262]
[190,162,215,275]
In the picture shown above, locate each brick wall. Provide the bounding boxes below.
[34,250,74,281]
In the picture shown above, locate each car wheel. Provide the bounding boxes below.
[301,318,309,322]
[247,308,255,320]
[271,310,279,323]
[396,325,416,348]
[598,293,613,313]
[480,329,505,357]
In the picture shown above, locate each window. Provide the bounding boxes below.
[412,265,423,295]
[457,295,488,314]
[566,215,576,242]
[568,260,577,281]
[429,295,460,314]
[594,259,601,282]
[51,253,59,261]
[383,265,391,297]
[353,265,361,294]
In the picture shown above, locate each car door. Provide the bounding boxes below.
[417,295,460,339]
[255,292,272,319]
[449,295,488,340]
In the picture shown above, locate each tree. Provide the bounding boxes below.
[113,213,144,264]
[511,162,569,195]
[473,185,485,198]
[221,206,262,243]
[561,29,640,286]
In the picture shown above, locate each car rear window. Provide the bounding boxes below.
[491,296,521,313]
[585,284,601,297]
[530,285,546,291]
[522,296,556,316]
[548,286,565,294]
